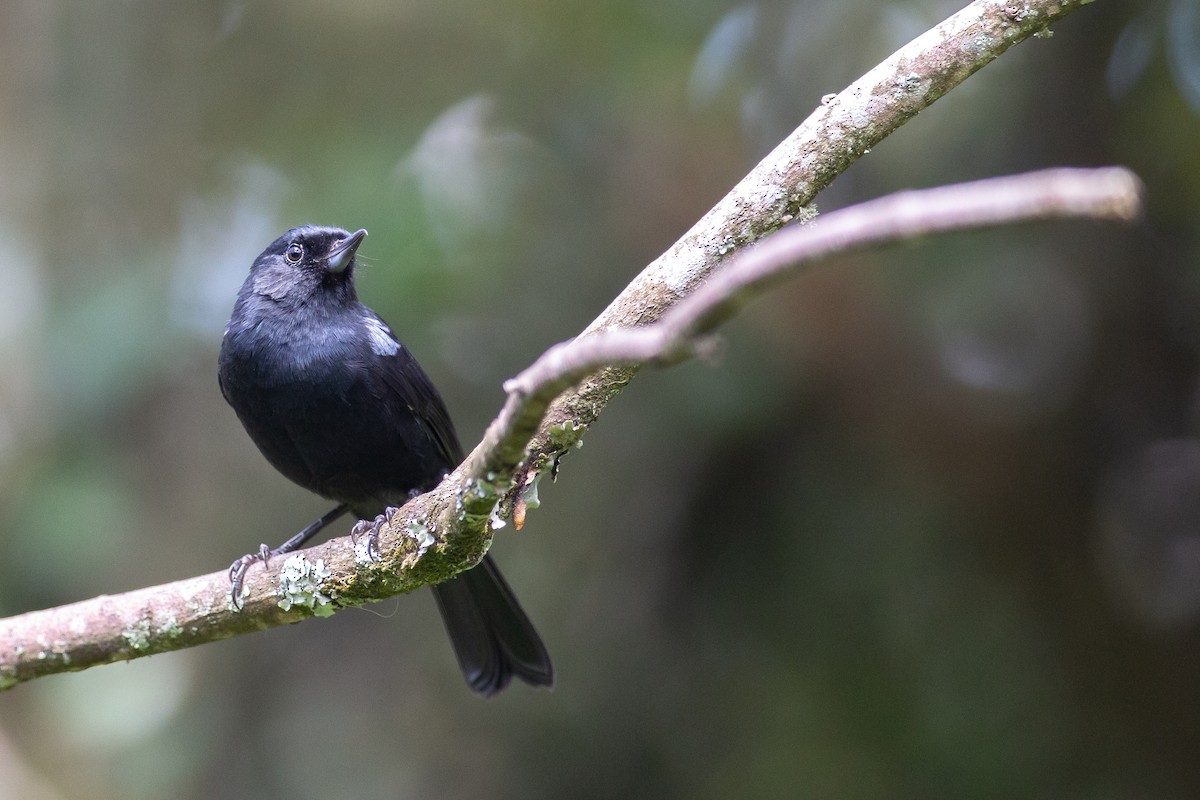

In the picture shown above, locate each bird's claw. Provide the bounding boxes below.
[350,517,382,561]
[350,507,401,562]
[227,543,273,610]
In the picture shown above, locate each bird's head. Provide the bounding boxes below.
[248,226,368,304]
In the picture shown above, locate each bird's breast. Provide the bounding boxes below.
[222,313,361,387]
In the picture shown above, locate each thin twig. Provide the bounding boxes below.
[503,167,1142,399]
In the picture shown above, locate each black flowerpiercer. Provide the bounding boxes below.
[217,225,554,696]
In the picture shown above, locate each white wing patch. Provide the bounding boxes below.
[365,316,401,356]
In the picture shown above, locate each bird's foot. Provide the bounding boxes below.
[227,543,272,610]
[350,517,383,562]
[349,507,403,562]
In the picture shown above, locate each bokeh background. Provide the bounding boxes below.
[2,0,1199,797]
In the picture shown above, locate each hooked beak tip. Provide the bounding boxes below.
[328,228,368,273]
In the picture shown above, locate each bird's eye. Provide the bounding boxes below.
[285,243,303,264]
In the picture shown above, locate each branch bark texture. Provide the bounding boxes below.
[0,0,1108,690]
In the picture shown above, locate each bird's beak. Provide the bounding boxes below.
[327,228,368,273]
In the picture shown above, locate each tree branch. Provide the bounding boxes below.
[502,167,1141,400]
[0,0,1111,690]
[459,0,1101,496]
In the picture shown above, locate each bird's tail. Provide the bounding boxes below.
[431,554,555,696]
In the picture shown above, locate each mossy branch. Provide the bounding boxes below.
[0,0,1113,691]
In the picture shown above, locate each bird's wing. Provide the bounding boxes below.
[363,310,464,468]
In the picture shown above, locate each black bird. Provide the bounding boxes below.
[217,225,554,697]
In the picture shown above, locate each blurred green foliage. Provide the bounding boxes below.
[1,1,1199,798]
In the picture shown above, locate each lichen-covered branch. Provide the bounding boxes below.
[0,0,1106,690]
[0,165,1136,691]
